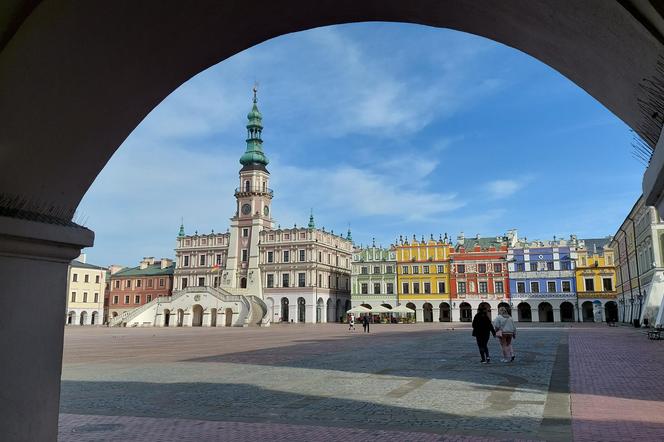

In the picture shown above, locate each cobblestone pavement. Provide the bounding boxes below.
[569,325,664,441]
[56,323,636,441]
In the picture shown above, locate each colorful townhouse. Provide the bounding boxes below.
[350,242,397,310]
[507,236,579,322]
[108,257,174,321]
[396,234,453,322]
[575,238,618,322]
[65,255,106,326]
[449,231,515,322]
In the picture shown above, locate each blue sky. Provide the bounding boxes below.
[78,23,642,266]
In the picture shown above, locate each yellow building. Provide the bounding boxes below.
[575,238,618,322]
[65,255,106,326]
[396,234,453,322]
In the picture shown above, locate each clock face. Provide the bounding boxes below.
[263,205,269,216]
[241,203,251,215]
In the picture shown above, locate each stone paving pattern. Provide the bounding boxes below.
[57,323,664,441]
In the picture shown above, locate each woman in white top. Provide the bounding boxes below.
[492,306,516,362]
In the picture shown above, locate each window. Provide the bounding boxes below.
[318,252,322,262]
[530,282,540,293]
[424,282,431,294]
[146,279,152,288]
[438,281,446,293]
[479,282,488,293]
[517,282,526,293]
[360,283,368,295]
[298,273,306,287]
[437,265,444,273]
[242,249,248,262]
[493,263,502,273]
[283,251,290,262]
[198,277,205,287]
[126,280,131,288]
[374,283,381,294]
[516,263,525,272]
[373,266,380,274]
[71,292,76,302]
[386,266,393,274]
[402,266,409,274]
[413,266,419,274]
[562,281,571,292]
[83,292,88,302]
[413,282,420,294]
[267,274,274,288]
[529,262,537,271]
[242,228,249,237]
[478,264,487,273]
[182,278,188,289]
[94,293,99,303]
[361,266,368,275]
[135,295,140,304]
[585,278,595,291]
[84,274,89,283]
[300,232,306,239]
[547,261,554,271]
[72,273,78,282]
[423,266,429,274]
[561,261,572,270]
[136,279,142,288]
[284,233,290,240]
[113,295,119,304]
[547,281,556,292]
[457,264,465,274]
[184,255,189,267]
[267,251,274,263]
[216,254,222,265]
[159,278,164,287]
[147,295,152,302]
[200,255,206,266]
[458,281,466,294]
[495,281,504,293]
[402,282,409,294]
[124,295,130,304]
[114,280,120,288]
[318,274,322,287]
[282,273,290,288]
[214,276,219,287]
[603,278,613,291]
[299,250,306,262]
[386,283,394,294]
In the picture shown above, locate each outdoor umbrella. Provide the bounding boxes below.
[370,305,392,314]
[346,305,370,314]
[391,304,415,314]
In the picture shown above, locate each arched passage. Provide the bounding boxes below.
[297,297,306,323]
[517,303,532,322]
[67,311,76,325]
[281,297,289,322]
[538,302,554,323]
[605,301,619,323]
[79,311,88,326]
[316,298,324,323]
[439,302,451,322]
[225,308,234,327]
[423,303,433,322]
[459,302,472,322]
[163,309,171,327]
[191,305,203,327]
[582,301,595,322]
[210,308,217,327]
[177,309,185,327]
[91,311,98,325]
[560,302,575,322]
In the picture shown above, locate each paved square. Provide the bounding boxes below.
[57,323,664,441]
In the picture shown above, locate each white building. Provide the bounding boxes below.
[65,254,106,325]
[112,89,351,327]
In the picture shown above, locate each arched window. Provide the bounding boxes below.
[244,180,250,192]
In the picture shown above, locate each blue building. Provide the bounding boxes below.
[507,236,580,322]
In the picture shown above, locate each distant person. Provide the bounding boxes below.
[493,306,516,362]
[362,314,370,333]
[348,314,356,331]
[472,308,496,364]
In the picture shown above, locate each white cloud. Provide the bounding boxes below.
[486,179,524,199]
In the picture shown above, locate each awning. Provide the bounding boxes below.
[346,305,370,314]
[391,304,415,314]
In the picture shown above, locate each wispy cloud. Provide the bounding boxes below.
[486,179,527,199]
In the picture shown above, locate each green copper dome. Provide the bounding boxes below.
[240,87,269,167]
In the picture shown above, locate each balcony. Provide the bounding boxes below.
[234,186,274,197]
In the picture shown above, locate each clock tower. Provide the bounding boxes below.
[222,87,274,295]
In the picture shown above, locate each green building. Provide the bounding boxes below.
[351,243,397,310]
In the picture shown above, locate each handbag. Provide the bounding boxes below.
[495,329,503,338]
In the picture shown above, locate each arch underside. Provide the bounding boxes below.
[0,1,662,222]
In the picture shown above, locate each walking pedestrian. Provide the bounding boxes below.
[348,314,356,331]
[493,306,516,362]
[362,314,370,333]
[472,308,496,364]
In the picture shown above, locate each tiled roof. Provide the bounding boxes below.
[582,238,611,256]
[113,263,174,277]
[70,260,106,270]
[456,237,505,251]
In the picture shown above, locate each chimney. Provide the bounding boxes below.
[109,264,124,275]
[139,257,155,269]
[160,258,173,269]
[457,232,465,246]
[77,253,87,264]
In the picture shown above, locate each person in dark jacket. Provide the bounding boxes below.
[472,308,496,363]
[362,314,370,333]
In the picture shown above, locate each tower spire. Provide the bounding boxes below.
[308,209,315,229]
[240,85,269,168]
[178,218,185,237]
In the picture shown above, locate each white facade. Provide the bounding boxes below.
[65,256,106,326]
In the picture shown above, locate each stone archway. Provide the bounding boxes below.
[538,302,554,323]
[91,311,98,325]
[192,305,203,326]
[316,298,324,323]
[67,311,76,325]
[560,302,575,322]
[459,302,472,322]
[518,303,532,322]
[210,308,217,327]
[225,308,234,327]
[582,301,595,322]
[79,311,88,326]
[280,297,289,322]
[297,297,306,323]
[439,302,451,322]
[163,309,171,327]
[177,309,185,327]
[423,303,433,322]
[605,301,619,323]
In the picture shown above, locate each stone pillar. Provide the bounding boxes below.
[289,304,297,323]
[306,304,315,323]
[183,311,192,326]
[415,308,423,322]
[553,308,561,323]
[433,307,440,322]
[202,311,211,327]
[0,215,93,441]
[451,306,461,322]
